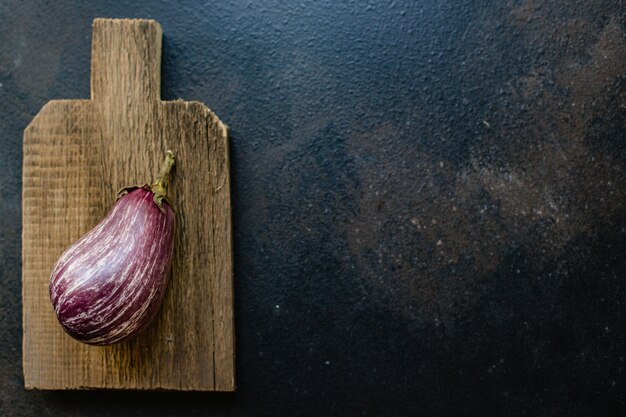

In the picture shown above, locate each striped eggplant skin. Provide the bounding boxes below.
[49,188,175,345]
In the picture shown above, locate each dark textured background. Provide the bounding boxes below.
[1,0,625,416]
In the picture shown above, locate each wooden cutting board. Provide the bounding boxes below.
[22,18,235,391]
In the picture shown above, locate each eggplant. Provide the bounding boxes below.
[49,151,176,345]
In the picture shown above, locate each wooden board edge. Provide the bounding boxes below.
[218,118,236,392]
[21,99,91,389]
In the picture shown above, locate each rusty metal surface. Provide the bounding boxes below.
[1,0,624,415]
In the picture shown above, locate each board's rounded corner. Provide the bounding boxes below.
[24,101,56,135]
[197,102,229,140]
[161,99,229,139]
[24,100,92,139]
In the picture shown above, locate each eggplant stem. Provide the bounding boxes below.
[115,151,175,213]
[151,151,175,213]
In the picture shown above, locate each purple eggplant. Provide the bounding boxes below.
[49,151,176,345]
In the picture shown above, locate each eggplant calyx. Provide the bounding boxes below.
[116,151,176,214]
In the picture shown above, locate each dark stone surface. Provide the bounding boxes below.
[1,0,625,415]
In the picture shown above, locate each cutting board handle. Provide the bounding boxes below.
[90,18,163,105]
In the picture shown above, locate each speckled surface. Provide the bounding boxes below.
[1,0,625,415]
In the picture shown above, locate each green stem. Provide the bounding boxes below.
[151,151,175,212]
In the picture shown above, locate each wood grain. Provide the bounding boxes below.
[22,18,235,391]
